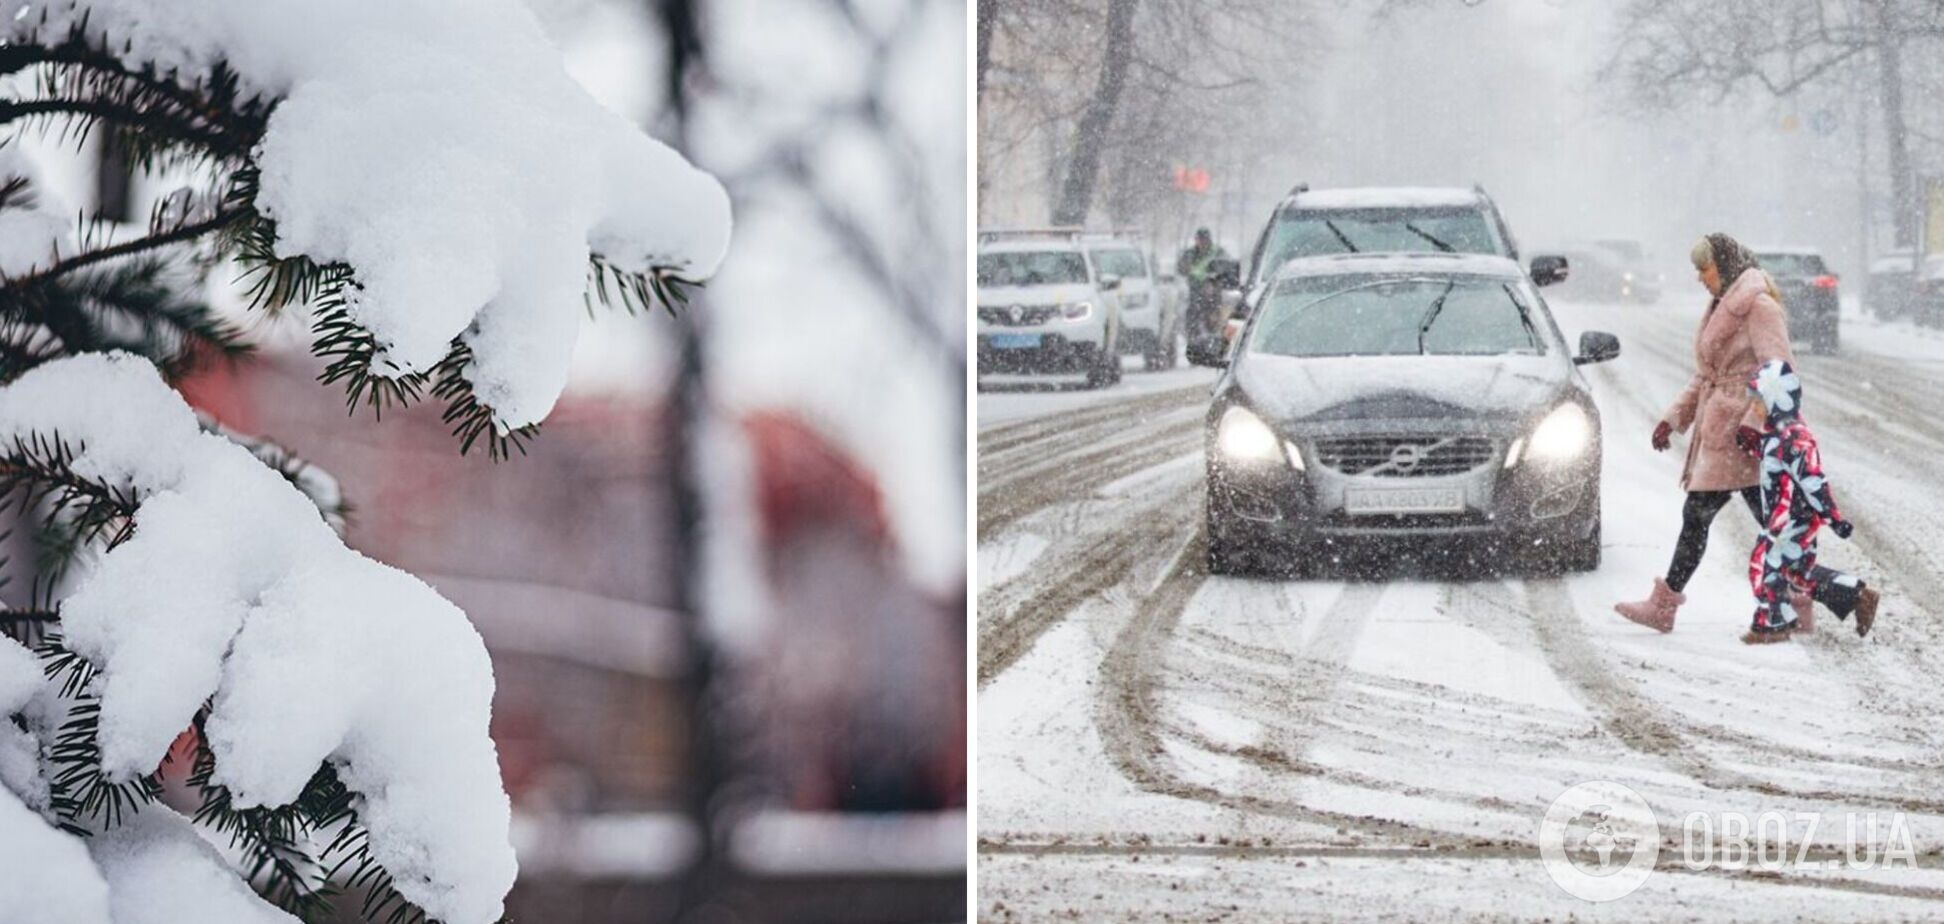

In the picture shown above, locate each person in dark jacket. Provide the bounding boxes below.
[1739,359,1882,643]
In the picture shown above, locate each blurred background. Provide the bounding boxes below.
[17,0,966,921]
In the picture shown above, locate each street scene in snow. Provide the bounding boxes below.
[979,1,1944,919]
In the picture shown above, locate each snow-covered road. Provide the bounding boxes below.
[976,296,1944,921]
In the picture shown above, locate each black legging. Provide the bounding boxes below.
[1666,488,1761,593]
[1666,487,1865,618]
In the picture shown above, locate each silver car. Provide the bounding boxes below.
[1201,253,1618,577]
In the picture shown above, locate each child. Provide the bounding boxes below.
[1738,359,1881,644]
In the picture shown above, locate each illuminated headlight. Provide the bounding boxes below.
[1527,403,1592,463]
[1622,271,1635,283]
[1218,406,1281,463]
[1061,301,1093,321]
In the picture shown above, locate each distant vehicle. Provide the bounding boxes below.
[1754,247,1840,355]
[1081,234,1181,371]
[976,229,1126,388]
[1559,239,1661,304]
[1200,252,1617,577]
[1866,249,1919,321]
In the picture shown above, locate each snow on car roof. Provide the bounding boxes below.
[1286,187,1482,210]
[1268,252,1525,282]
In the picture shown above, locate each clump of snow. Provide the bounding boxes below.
[0,146,73,278]
[0,785,113,924]
[0,635,48,810]
[89,808,297,924]
[0,353,516,924]
[1,636,112,924]
[2,0,732,429]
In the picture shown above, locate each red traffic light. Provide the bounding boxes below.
[1172,166,1210,193]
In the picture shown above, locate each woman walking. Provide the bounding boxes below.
[1614,233,1840,633]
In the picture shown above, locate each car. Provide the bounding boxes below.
[1753,247,1840,354]
[1865,248,1918,321]
[977,229,1126,388]
[1233,185,1569,318]
[1200,252,1618,577]
[1081,233,1180,371]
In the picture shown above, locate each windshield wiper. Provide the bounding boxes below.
[1403,221,1456,253]
[1416,279,1458,354]
[1322,220,1360,253]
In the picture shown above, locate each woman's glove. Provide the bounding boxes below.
[1735,425,1763,457]
[1651,420,1672,452]
[1830,518,1854,540]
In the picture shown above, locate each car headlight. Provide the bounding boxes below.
[1526,402,1592,463]
[1217,406,1281,463]
[1061,301,1093,321]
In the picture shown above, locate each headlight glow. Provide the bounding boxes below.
[1062,301,1093,321]
[1218,406,1280,462]
[1527,403,1592,463]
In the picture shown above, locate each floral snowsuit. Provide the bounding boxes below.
[1746,361,1853,633]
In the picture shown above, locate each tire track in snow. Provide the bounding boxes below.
[977,480,1199,687]
[978,382,1210,451]
[1091,541,1474,846]
[978,428,1200,541]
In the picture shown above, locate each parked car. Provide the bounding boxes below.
[1754,247,1840,354]
[1200,252,1617,576]
[1081,233,1180,371]
[1865,248,1919,321]
[976,229,1125,388]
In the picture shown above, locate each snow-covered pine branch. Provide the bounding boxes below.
[0,353,513,923]
[0,0,732,455]
[0,1,735,921]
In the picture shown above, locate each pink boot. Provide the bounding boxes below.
[1789,590,1816,633]
[1614,577,1683,633]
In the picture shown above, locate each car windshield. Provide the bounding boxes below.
[1091,248,1147,279]
[1258,208,1503,280]
[1758,253,1828,277]
[979,250,1089,287]
[1247,275,1541,358]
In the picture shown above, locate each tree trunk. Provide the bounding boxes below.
[1874,16,1914,246]
[1051,0,1138,226]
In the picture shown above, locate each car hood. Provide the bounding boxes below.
[1234,354,1568,424]
[978,284,1096,306]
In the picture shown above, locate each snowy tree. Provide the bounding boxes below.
[0,2,729,923]
[1604,0,1944,246]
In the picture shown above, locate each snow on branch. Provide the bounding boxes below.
[0,0,732,445]
[0,353,517,924]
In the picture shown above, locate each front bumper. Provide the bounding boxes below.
[1205,428,1599,550]
[977,331,1107,374]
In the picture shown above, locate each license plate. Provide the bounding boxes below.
[989,333,1042,349]
[1344,487,1465,516]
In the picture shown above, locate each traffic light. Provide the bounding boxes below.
[1172,165,1210,194]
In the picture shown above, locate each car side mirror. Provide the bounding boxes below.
[1530,254,1570,287]
[1185,335,1228,368]
[1574,330,1620,365]
[1208,258,1241,289]
[1098,273,1121,291]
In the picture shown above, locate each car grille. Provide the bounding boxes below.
[979,304,1060,326]
[1313,435,1495,477]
